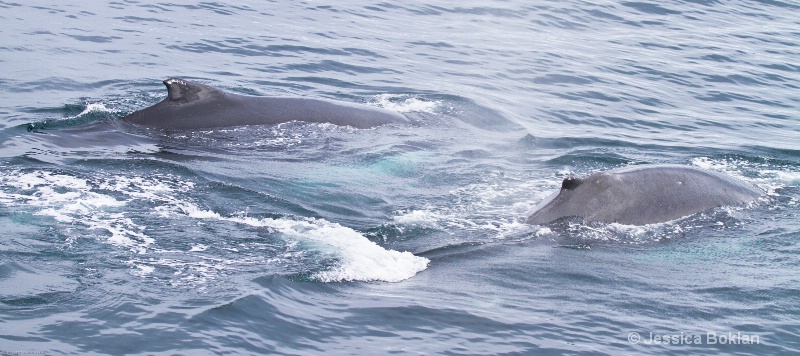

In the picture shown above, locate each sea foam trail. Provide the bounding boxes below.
[174,203,429,283]
[0,168,428,283]
[0,170,156,252]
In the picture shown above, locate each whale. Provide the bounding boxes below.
[526,165,762,225]
[121,78,409,129]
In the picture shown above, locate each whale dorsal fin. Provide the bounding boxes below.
[163,78,203,102]
[561,176,583,190]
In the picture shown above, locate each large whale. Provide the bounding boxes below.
[526,165,762,225]
[121,78,409,129]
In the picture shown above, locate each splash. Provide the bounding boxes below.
[390,173,547,240]
[0,170,154,252]
[173,203,429,283]
[70,102,116,119]
[371,94,439,113]
[692,156,798,197]
[0,167,428,283]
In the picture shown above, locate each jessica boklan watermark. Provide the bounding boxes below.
[628,331,762,346]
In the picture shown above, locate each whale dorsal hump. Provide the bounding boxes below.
[163,78,204,102]
[561,176,583,190]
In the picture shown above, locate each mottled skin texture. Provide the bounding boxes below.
[122,79,409,129]
[526,165,762,225]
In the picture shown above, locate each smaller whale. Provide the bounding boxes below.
[526,165,762,225]
[122,78,409,129]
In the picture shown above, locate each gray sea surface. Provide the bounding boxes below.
[1,1,799,354]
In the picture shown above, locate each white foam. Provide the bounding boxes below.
[127,255,230,288]
[189,244,208,252]
[132,264,155,277]
[371,94,439,113]
[773,170,800,185]
[693,156,800,197]
[691,157,728,171]
[173,202,429,282]
[392,209,443,226]
[70,102,115,119]
[0,168,279,285]
[0,170,184,253]
[389,173,549,240]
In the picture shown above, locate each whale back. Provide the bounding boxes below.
[122,79,232,128]
[121,78,408,129]
[163,78,215,102]
[526,165,762,225]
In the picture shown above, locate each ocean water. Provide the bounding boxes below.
[1,0,799,354]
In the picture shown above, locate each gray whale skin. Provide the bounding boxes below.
[526,165,762,225]
[122,78,409,129]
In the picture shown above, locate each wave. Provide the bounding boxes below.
[0,167,428,283]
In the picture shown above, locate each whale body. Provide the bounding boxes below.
[121,78,409,129]
[526,165,762,225]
